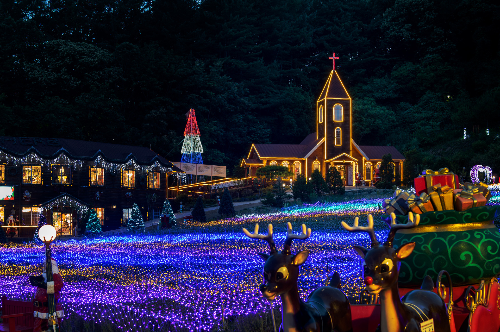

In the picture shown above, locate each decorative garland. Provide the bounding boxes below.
[470,165,492,183]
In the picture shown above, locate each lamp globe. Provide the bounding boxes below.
[39,225,57,243]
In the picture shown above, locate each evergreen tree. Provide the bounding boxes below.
[161,199,176,227]
[33,214,47,243]
[309,169,328,196]
[127,203,145,231]
[377,154,395,189]
[261,177,290,208]
[86,209,102,235]
[218,188,235,218]
[191,196,206,223]
[292,174,311,203]
[326,166,345,195]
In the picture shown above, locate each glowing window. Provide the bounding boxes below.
[313,161,321,171]
[148,171,161,189]
[90,167,105,186]
[365,163,372,180]
[0,165,4,184]
[319,105,324,123]
[270,161,278,166]
[335,128,341,146]
[52,212,73,236]
[334,104,343,122]
[52,165,71,185]
[22,207,40,226]
[122,169,135,188]
[94,208,105,225]
[0,207,3,224]
[23,166,42,184]
[281,161,289,168]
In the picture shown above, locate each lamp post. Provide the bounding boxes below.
[38,225,59,332]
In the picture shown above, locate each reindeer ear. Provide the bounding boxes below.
[353,245,368,259]
[291,250,309,266]
[396,242,415,260]
[258,253,270,261]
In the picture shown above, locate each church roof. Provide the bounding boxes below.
[0,136,181,171]
[254,133,323,159]
[317,71,350,101]
[357,145,405,160]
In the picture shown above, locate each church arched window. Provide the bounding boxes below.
[293,161,301,177]
[319,105,324,123]
[281,161,289,170]
[365,162,372,180]
[333,104,343,122]
[335,127,341,146]
[313,161,321,172]
[270,161,277,166]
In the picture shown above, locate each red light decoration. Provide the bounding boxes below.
[183,109,200,136]
[329,52,339,70]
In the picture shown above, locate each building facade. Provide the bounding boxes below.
[0,137,180,237]
[241,70,405,185]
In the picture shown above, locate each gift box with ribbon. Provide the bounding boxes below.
[428,183,454,211]
[462,182,491,200]
[383,190,411,215]
[454,183,487,211]
[407,192,434,214]
[414,168,460,195]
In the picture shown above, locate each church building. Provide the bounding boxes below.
[241,59,404,186]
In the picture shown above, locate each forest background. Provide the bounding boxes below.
[1,0,499,182]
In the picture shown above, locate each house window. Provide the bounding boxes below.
[293,161,301,177]
[23,166,42,184]
[335,127,341,146]
[319,105,324,123]
[269,161,278,166]
[52,165,71,185]
[94,208,105,225]
[334,104,343,122]
[0,165,4,184]
[365,163,372,180]
[313,161,321,172]
[22,207,40,226]
[148,171,160,189]
[281,161,289,169]
[90,167,105,186]
[52,212,73,236]
[0,207,4,224]
[122,169,135,188]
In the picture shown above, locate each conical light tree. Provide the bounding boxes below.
[127,203,145,231]
[161,199,176,227]
[86,209,102,235]
[181,109,203,164]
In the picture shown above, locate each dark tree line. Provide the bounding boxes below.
[1,0,499,176]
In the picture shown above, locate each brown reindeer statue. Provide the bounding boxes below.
[342,213,455,332]
[243,222,352,332]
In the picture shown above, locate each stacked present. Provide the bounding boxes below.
[383,168,491,215]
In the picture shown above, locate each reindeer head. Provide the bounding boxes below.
[342,213,419,295]
[243,222,311,301]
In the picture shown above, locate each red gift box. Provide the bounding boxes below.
[414,168,460,195]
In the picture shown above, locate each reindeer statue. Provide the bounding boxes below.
[243,222,352,332]
[342,213,455,332]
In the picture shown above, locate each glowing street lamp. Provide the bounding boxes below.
[39,225,59,331]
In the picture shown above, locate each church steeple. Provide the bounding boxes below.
[316,62,352,162]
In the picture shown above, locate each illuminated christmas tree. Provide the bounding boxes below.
[127,203,145,231]
[181,109,203,164]
[86,209,102,234]
[161,199,176,227]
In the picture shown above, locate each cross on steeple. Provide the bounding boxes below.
[329,53,339,70]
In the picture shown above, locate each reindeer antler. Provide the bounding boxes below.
[341,214,379,248]
[384,212,420,247]
[243,224,277,254]
[283,222,311,255]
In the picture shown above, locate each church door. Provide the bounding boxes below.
[347,165,353,186]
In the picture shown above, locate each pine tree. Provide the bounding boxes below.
[191,196,206,223]
[309,169,328,196]
[86,209,102,235]
[127,203,145,231]
[161,199,176,227]
[327,166,345,195]
[33,214,47,243]
[218,188,235,218]
[292,174,311,202]
[377,154,395,189]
